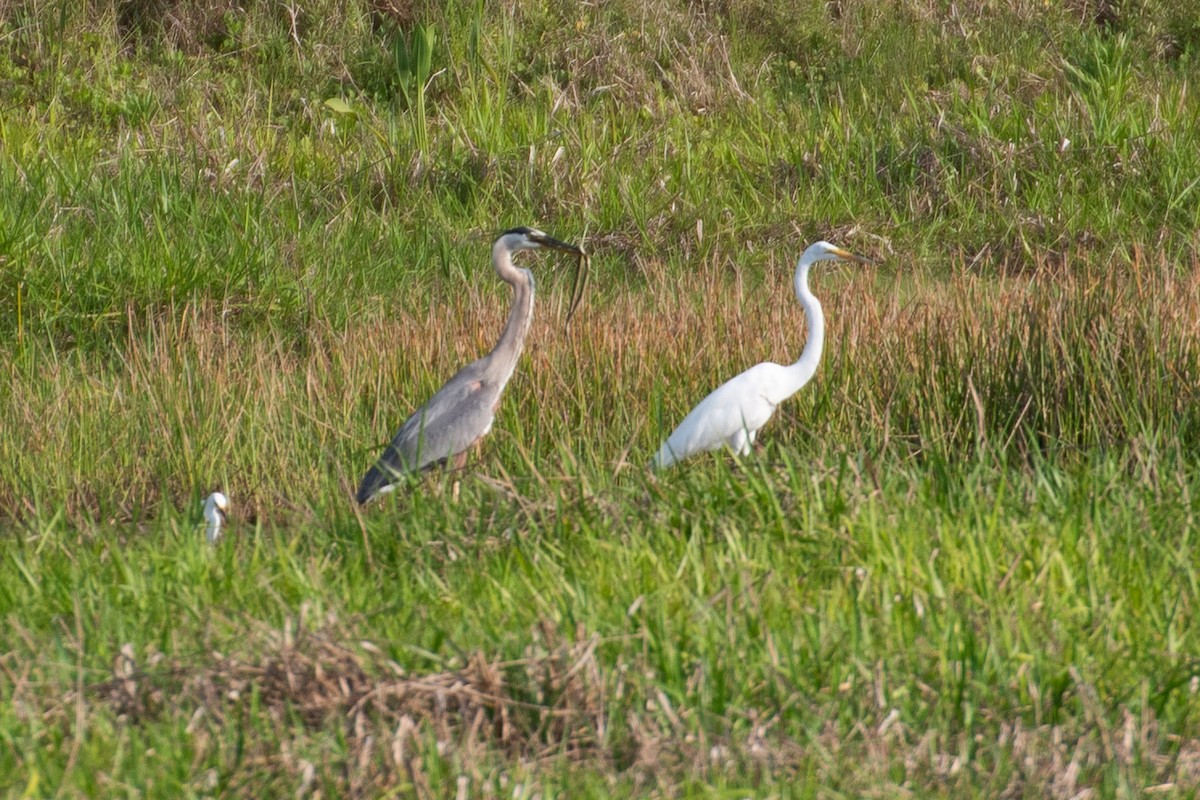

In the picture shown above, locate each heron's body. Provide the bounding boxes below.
[356,229,582,504]
[653,241,866,469]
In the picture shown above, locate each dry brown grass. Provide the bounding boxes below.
[3,248,1199,523]
[509,0,753,113]
[40,611,1194,797]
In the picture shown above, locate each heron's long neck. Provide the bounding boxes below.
[484,245,535,386]
[774,261,825,400]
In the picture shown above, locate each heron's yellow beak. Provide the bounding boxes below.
[832,247,871,265]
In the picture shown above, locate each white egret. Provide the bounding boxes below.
[653,241,869,468]
[202,491,229,543]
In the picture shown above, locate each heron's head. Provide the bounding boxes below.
[203,491,229,525]
[800,240,871,268]
[496,226,585,257]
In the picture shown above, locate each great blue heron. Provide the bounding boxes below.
[202,491,229,543]
[653,241,869,468]
[356,227,586,504]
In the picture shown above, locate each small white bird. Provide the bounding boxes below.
[653,241,869,468]
[202,492,230,544]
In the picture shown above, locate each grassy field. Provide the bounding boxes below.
[2,0,1200,796]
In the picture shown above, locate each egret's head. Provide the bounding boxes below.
[801,240,871,267]
[496,226,585,257]
[203,491,229,524]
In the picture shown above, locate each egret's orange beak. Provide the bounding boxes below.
[831,247,872,265]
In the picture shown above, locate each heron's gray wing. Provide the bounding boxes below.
[388,363,498,468]
[356,360,499,504]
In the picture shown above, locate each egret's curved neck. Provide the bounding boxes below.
[774,258,825,401]
[484,243,535,385]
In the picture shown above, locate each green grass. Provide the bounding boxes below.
[1,0,1199,796]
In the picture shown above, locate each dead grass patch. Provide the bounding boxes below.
[115,0,236,51]
[93,615,609,755]
[512,0,750,112]
[72,614,1200,796]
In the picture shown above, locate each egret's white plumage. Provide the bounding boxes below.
[653,241,868,469]
[202,492,229,543]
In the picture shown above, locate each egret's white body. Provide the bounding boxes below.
[203,492,229,543]
[653,241,867,469]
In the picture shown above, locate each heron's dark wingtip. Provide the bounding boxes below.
[355,467,390,506]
